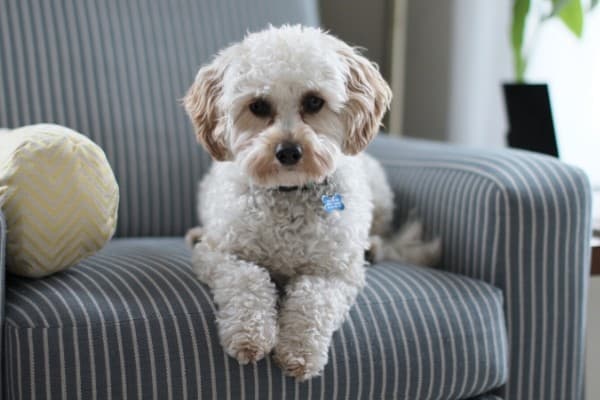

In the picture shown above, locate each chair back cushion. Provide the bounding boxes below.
[0,0,318,237]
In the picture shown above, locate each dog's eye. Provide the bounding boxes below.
[302,95,325,114]
[249,99,272,117]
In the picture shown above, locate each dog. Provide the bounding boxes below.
[183,25,440,381]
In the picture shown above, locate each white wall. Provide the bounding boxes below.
[526,6,600,186]
[403,0,512,146]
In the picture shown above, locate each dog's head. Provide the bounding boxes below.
[183,25,392,187]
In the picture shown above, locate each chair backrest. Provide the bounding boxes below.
[0,0,319,237]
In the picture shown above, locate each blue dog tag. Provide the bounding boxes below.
[321,193,345,213]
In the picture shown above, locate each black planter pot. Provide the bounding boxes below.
[502,83,559,157]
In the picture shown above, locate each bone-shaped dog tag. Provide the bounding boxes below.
[321,193,345,213]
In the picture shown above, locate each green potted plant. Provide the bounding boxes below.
[504,0,597,156]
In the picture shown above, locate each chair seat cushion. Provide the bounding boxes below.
[4,238,507,399]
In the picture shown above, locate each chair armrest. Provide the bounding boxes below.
[0,208,5,387]
[367,134,592,400]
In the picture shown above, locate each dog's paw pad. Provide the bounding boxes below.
[236,347,264,365]
[228,342,266,365]
[274,352,322,381]
[284,361,307,379]
[275,354,306,378]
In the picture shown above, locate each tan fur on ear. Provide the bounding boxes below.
[339,48,392,155]
[183,63,231,161]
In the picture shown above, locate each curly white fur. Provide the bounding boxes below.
[183,25,440,380]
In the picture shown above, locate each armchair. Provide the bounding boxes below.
[367,136,591,399]
[0,0,591,398]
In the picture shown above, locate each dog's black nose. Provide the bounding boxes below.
[275,142,302,165]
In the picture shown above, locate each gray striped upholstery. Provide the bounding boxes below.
[0,209,5,391]
[4,238,507,400]
[0,0,318,237]
[367,136,592,400]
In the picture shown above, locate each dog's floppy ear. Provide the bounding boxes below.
[183,60,231,161]
[339,47,392,155]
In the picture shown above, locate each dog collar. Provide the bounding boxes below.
[277,178,329,193]
[274,177,345,212]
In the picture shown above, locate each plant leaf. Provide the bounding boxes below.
[592,0,599,9]
[550,0,569,16]
[558,0,584,37]
[511,0,530,82]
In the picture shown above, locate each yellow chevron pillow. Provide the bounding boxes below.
[0,124,119,278]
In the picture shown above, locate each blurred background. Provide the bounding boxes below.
[321,0,599,183]
[320,0,599,398]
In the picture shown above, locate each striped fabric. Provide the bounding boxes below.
[0,0,318,238]
[367,136,592,400]
[0,209,6,394]
[4,238,507,400]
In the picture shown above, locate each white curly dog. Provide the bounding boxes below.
[183,25,440,381]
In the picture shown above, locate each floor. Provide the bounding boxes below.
[587,277,600,399]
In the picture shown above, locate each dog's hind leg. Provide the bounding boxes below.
[185,226,204,248]
[376,221,442,266]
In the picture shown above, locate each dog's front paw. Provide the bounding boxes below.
[215,283,279,365]
[222,336,273,365]
[219,319,278,365]
[273,341,327,381]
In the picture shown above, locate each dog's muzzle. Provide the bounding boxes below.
[275,142,302,166]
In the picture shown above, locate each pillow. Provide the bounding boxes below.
[0,124,119,277]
